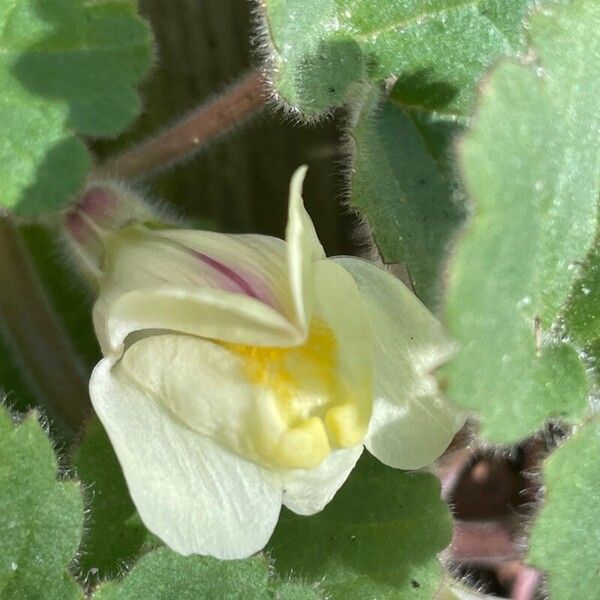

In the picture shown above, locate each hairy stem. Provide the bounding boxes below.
[98,69,266,180]
[0,218,91,430]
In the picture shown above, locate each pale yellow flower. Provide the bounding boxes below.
[79,167,463,559]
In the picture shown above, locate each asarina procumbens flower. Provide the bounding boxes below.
[63,167,464,559]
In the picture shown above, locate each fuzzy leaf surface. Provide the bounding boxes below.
[0,0,152,215]
[350,88,465,308]
[74,418,151,580]
[269,455,452,598]
[528,419,600,600]
[564,235,600,349]
[0,406,83,599]
[262,0,531,116]
[92,548,322,600]
[443,0,600,442]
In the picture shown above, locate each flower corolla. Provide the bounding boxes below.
[67,167,463,559]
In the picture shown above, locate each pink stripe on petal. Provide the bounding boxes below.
[150,231,284,313]
[190,249,262,300]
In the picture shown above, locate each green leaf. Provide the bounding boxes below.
[528,419,600,600]
[92,548,321,600]
[262,0,525,116]
[350,87,465,309]
[269,454,452,599]
[0,405,83,599]
[443,0,600,442]
[0,0,152,216]
[478,0,532,49]
[275,582,324,600]
[73,418,152,580]
[563,234,600,349]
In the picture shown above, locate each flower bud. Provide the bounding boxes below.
[62,182,164,284]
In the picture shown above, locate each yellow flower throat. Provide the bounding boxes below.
[222,319,369,470]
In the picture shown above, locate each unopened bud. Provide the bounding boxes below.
[62,182,164,284]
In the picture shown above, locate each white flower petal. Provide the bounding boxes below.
[334,257,465,470]
[96,285,301,358]
[147,230,294,317]
[276,446,363,515]
[312,258,374,446]
[285,166,326,332]
[114,333,292,466]
[90,358,282,559]
[95,226,304,355]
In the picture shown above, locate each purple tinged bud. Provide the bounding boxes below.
[62,181,164,285]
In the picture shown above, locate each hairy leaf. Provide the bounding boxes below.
[528,419,600,600]
[0,406,83,599]
[350,88,465,309]
[92,548,322,600]
[74,418,151,580]
[0,0,152,215]
[564,235,600,349]
[443,0,600,442]
[275,582,324,600]
[262,0,529,116]
[269,454,452,598]
[478,0,531,49]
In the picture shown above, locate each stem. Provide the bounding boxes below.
[0,218,91,430]
[98,69,266,180]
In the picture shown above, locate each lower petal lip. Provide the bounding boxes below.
[89,357,283,559]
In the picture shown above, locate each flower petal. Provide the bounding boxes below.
[114,334,286,463]
[275,446,363,515]
[115,333,335,471]
[90,357,282,559]
[143,230,293,314]
[334,257,465,470]
[95,226,304,355]
[96,286,301,358]
[95,168,327,355]
[312,258,374,447]
[285,166,326,332]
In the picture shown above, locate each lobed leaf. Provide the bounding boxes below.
[269,454,452,599]
[261,0,531,117]
[0,405,83,599]
[443,0,600,442]
[262,0,533,309]
[527,419,600,600]
[0,0,152,216]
